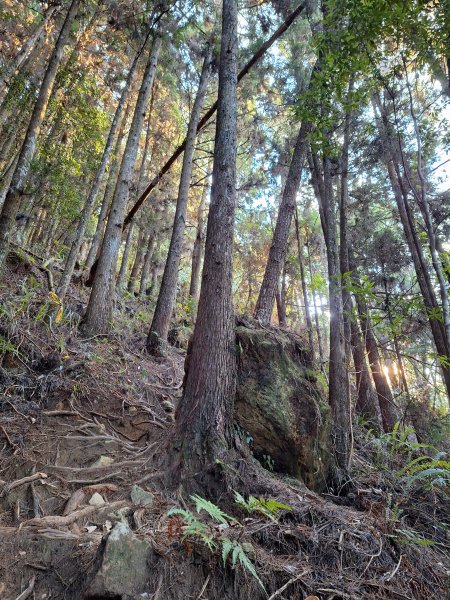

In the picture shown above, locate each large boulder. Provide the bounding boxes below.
[235,319,331,490]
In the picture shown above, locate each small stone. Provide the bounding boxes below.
[90,455,114,468]
[131,485,154,507]
[89,492,105,507]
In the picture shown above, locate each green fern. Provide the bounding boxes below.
[191,494,237,525]
[222,537,266,593]
[234,491,291,522]
[167,507,217,550]
[167,496,266,593]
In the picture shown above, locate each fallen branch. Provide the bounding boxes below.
[14,576,36,600]
[0,472,47,498]
[268,570,309,600]
[21,499,127,528]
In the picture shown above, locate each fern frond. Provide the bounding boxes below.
[191,494,235,525]
[167,507,195,523]
[222,537,234,566]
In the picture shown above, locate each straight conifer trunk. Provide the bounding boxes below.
[85,95,135,272]
[175,0,238,482]
[0,0,80,273]
[139,234,157,296]
[254,121,310,324]
[322,155,352,474]
[57,51,141,299]
[80,33,162,335]
[189,180,209,303]
[147,44,213,355]
[294,208,315,359]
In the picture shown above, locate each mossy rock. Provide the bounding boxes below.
[235,319,331,491]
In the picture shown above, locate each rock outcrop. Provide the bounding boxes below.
[235,319,331,490]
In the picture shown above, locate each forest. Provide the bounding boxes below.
[0,0,449,598]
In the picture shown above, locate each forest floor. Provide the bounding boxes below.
[0,250,448,600]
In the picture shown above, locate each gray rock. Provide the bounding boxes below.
[88,492,105,507]
[86,522,151,597]
[131,485,154,507]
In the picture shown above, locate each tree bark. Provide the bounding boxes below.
[147,45,213,355]
[117,220,136,291]
[350,267,399,432]
[321,154,352,474]
[0,0,80,273]
[254,121,310,323]
[349,315,382,431]
[175,0,238,483]
[189,180,209,303]
[80,32,162,335]
[57,50,141,299]
[294,208,315,359]
[139,233,157,297]
[128,227,147,294]
[372,95,450,402]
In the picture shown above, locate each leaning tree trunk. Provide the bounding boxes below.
[85,2,308,283]
[254,121,310,324]
[146,44,213,355]
[175,0,238,484]
[0,0,80,273]
[57,50,141,300]
[351,276,399,433]
[80,32,162,335]
[372,94,450,402]
[349,315,382,431]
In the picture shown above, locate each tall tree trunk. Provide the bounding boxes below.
[403,74,450,348]
[189,180,209,303]
[307,238,325,369]
[139,233,157,297]
[349,315,382,431]
[321,154,352,475]
[128,228,147,294]
[0,5,59,105]
[84,95,135,272]
[276,264,287,327]
[372,94,450,402]
[0,0,80,273]
[117,221,136,291]
[254,121,310,323]
[57,51,141,300]
[80,32,162,335]
[147,43,213,356]
[175,0,238,483]
[351,268,399,432]
[294,208,315,359]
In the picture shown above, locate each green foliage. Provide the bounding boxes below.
[190,494,237,526]
[221,537,265,592]
[234,491,291,522]
[167,493,293,593]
